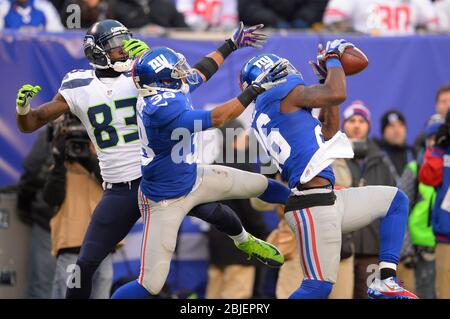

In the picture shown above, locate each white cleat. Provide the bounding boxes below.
[368,277,418,299]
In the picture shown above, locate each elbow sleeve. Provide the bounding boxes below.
[193,57,219,81]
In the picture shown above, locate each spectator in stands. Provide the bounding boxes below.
[0,0,64,31]
[176,0,237,31]
[110,0,187,29]
[60,0,113,29]
[435,0,450,33]
[238,0,328,29]
[435,84,450,118]
[413,85,450,157]
[419,109,450,299]
[323,0,440,35]
[401,115,443,299]
[206,120,268,299]
[341,101,414,298]
[42,114,112,299]
[376,110,415,182]
[16,129,56,298]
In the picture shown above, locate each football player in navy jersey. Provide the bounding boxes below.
[239,40,418,299]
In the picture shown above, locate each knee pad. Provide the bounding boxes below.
[289,279,333,299]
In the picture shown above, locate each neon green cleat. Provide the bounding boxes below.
[235,233,284,268]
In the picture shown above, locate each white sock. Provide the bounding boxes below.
[379,261,397,271]
[229,228,249,244]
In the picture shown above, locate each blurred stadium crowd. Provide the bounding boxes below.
[1,0,450,300]
[0,0,449,34]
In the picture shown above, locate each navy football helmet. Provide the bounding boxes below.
[240,54,302,90]
[132,47,199,95]
[83,19,132,72]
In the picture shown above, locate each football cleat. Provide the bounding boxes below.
[368,277,418,299]
[235,233,284,268]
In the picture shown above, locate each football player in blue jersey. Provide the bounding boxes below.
[239,40,418,299]
[110,47,291,298]
[15,20,292,299]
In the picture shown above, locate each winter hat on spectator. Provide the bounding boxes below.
[343,100,372,127]
[381,110,406,134]
[425,114,444,138]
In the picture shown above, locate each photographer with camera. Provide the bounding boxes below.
[43,114,112,299]
[419,109,450,299]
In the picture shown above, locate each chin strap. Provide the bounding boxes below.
[90,52,133,73]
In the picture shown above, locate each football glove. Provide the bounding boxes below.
[123,38,150,59]
[16,84,41,115]
[230,21,268,50]
[252,59,289,93]
[237,59,288,107]
[309,43,327,83]
[323,39,354,61]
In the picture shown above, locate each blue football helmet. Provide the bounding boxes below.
[132,46,199,95]
[240,54,302,89]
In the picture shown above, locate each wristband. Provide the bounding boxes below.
[325,58,342,69]
[217,39,236,59]
[237,85,259,107]
[16,104,30,116]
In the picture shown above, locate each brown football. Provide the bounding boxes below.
[340,47,369,76]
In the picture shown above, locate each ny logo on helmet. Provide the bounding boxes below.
[148,54,170,73]
[254,56,274,70]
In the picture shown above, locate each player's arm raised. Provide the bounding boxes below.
[318,104,340,140]
[211,59,288,127]
[193,22,267,83]
[282,39,353,110]
[309,49,341,140]
[16,85,69,133]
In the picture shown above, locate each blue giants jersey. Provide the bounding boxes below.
[3,1,45,30]
[137,90,212,202]
[251,74,335,189]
